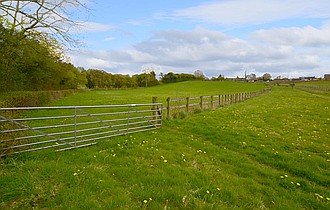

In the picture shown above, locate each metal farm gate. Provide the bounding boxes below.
[0,103,163,157]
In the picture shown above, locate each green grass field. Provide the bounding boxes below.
[48,81,267,106]
[1,81,329,209]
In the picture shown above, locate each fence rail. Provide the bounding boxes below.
[296,85,330,92]
[165,88,271,118]
[0,103,163,157]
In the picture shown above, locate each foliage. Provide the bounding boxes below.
[0,90,77,107]
[0,24,86,92]
[262,73,272,81]
[194,70,206,80]
[133,71,159,87]
[0,1,88,93]
[210,74,227,81]
[85,68,159,89]
[161,72,197,83]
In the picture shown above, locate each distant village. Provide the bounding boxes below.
[226,73,330,83]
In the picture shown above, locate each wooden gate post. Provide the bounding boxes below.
[166,97,171,118]
[186,97,190,113]
[200,96,203,109]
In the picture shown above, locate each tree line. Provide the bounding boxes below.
[83,68,159,89]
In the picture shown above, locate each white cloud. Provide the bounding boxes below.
[70,25,329,78]
[70,21,114,34]
[252,24,330,47]
[173,0,330,26]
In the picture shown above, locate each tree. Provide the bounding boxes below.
[0,23,59,91]
[0,0,88,45]
[161,72,197,83]
[141,64,161,87]
[1,21,88,92]
[0,1,89,92]
[217,74,225,81]
[247,73,257,82]
[194,70,205,80]
[262,73,272,81]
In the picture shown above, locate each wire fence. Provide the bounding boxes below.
[165,88,271,118]
[296,85,330,92]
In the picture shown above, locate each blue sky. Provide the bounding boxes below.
[68,0,330,78]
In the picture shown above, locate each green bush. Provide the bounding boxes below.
[0,90,77,107]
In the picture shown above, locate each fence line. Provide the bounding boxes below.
[165,88,271,118]
[296,85,330,92]
[0,103,163,157]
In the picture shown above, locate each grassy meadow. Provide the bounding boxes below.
[49,81,267,106]
[0,81,329,209]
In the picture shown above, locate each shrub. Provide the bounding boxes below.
[0,90,77,108]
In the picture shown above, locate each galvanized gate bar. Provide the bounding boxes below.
[0,103,163,157]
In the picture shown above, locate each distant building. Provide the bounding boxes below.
[299,76,317,81]
[325,74,330,80]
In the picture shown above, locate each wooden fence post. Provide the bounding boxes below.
[211,96,214,109]
[219,95,222,107]
[186,97,190,113]
[166,97,171,118]
[200,96,203,109]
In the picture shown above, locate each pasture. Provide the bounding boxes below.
[0,81,329,209]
